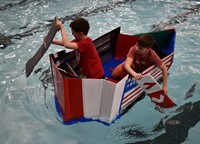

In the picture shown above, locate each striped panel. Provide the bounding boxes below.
[142,52,174,75]
[82,79,103,118]
[63,78,83,121]
[109,75,127,122]
[121,85,143,109]
[99,80,116,122]
[50,57,65,118]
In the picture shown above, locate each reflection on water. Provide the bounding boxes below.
[120,82,200,144]
[1,0,200,144]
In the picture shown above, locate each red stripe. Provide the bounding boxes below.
[143,57,172,77]
[63,78,83,122]
[123,86,140,101]
[151,61,172,80]
[142,53,174,75]
[122,88,143,108]
[122,86,143,105]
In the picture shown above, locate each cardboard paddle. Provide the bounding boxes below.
[136,74,177,108]
[25,16,58,77]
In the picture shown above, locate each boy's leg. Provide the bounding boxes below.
[111,63,128,79]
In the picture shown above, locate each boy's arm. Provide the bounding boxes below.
[124,57,142,80]
[159,63,168,95]
[52,40,64,46]
[44,36,64,47]
[57,20,78,50]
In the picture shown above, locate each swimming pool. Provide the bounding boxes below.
[0,0,200,144]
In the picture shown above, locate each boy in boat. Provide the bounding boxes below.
[49,17,105,79]
[111,34,168,95]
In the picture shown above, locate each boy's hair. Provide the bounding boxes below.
[69,17,90,35]
[138,34,155,48]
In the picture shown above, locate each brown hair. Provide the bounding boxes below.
[138,34,155,48]
[69,17,90,35]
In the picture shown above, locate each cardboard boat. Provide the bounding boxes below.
[49,27,176,124]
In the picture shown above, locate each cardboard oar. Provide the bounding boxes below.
[136,74,177,108]
[25,16,58,77]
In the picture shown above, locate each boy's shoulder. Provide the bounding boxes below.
[150,48,158,55]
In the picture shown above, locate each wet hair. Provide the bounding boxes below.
[138,34,155,48]
[69,17,90,35]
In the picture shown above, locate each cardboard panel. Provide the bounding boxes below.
[121,77,143,109]
[50,57,65,115]
[63,78,83,121]
[115,34,138,59]
[99,80,116,122]
[109,75,128,121]
[82,79,103,118]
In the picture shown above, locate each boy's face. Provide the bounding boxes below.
[136,43,150,55]
[71,29,81,41]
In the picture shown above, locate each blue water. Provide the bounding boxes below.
[1,0,200,144]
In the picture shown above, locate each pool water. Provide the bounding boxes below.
[1,0,200,144]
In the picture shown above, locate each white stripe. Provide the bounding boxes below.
[142,53,174,75]
[122,88,143,108]
[123,85,141,101]
[82,79,103,119]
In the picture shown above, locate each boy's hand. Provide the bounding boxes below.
[43,36,47,42]
[43,36,47,48]
[162,86,168,95]
[56,19,63,29]
[134,73,142,80]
